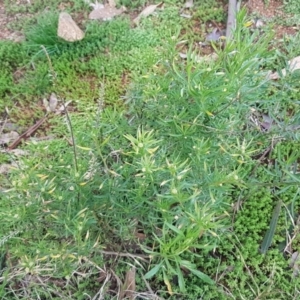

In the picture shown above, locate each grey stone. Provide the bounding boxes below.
[57,12,85,42]
[89,4,126,21]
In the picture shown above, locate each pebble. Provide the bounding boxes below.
[57,12,85,42]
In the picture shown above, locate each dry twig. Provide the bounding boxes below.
[8,116,48,150]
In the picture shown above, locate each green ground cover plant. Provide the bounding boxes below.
[284,0,300,15]
[1,2,300,299]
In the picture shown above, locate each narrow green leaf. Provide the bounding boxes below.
[179,261,213,284]
[144,261,163,279]
[162,269,173,295]
[165,259,177,275]
[176,263,186,292]
[164,222,183,235]
[189,268,214,284]
[260,200,282,254]
[180,259,195,269]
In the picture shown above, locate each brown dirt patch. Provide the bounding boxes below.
[247,0,284,18]
[0,2,24,41]
[274,25,297,39]
[247,0,298,38]
[0,3,19,41]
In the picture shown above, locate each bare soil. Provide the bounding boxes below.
[247,0,298,38]
[0,2,25,41]
[247,0,284,18]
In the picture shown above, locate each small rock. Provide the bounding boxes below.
[57,12,85,42]
[0,164,13,175]
[255,19,264,28]
[0,131,19,145]
[206,28,225,42]
[89,4,126,20]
